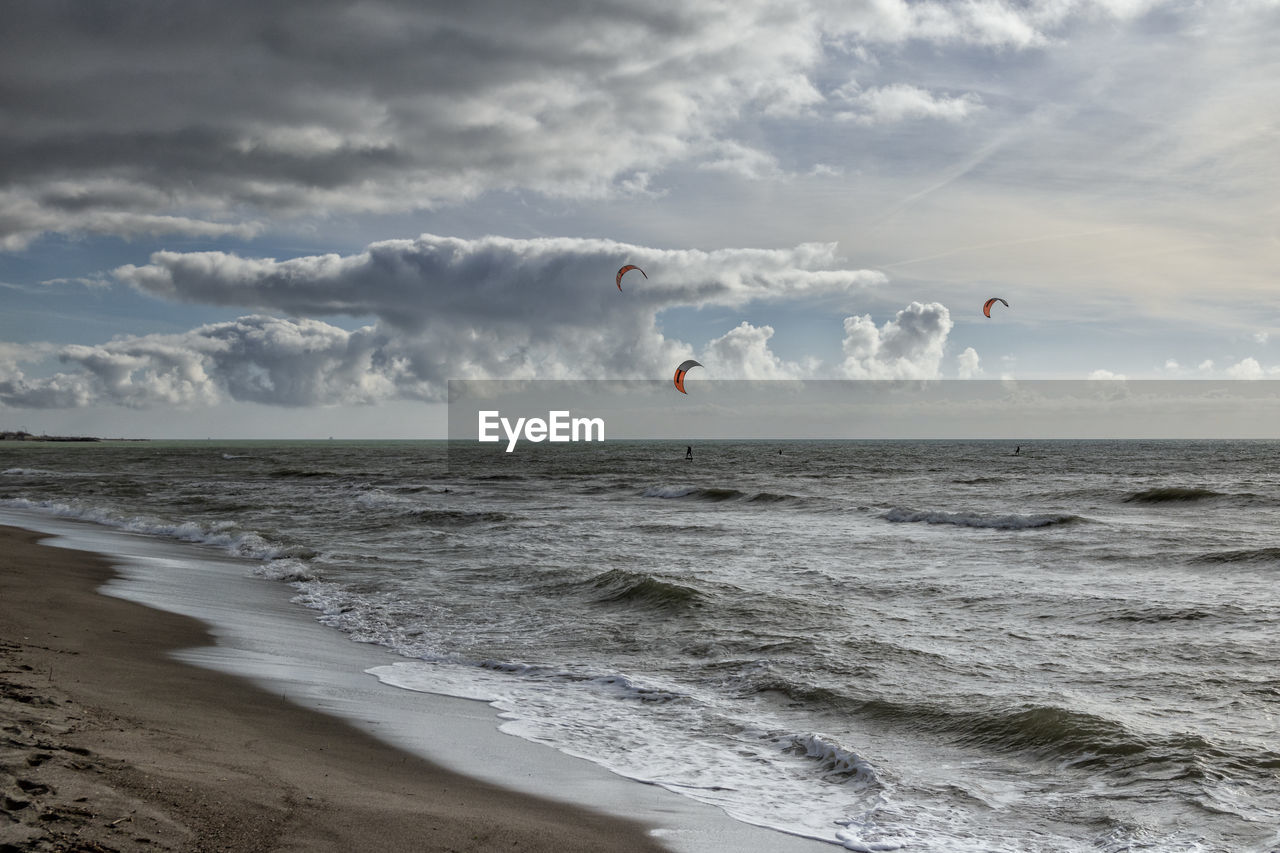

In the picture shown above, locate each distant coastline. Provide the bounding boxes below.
[0,430,146,442]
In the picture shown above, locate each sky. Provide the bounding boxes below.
[2,0,1279,438]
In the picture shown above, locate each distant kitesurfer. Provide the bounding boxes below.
[1014,446,1021,455]
[686,445,693,461]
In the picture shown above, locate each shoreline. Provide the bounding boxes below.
[0,524,670,852]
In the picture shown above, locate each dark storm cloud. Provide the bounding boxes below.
[0,0,827,246]
[3,0,1190,248]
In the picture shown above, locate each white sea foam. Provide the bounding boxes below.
[368,659,892,846]
[642,484,700,498]
[0,496,291,563]
[354,488,412,508]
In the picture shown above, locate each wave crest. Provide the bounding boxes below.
[640,484,806,504]
[1124,486,1225,503]
[587,568,705,611]
[881,507,1082,529]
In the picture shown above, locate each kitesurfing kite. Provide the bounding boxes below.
[673,360,702,394]
[616,264,646,291]
[983,297,1009,318]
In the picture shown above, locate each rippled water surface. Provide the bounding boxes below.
[3,439,1279,851]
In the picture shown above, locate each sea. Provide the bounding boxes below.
[2,438,1278,853]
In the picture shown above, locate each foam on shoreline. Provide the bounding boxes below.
[0,506,832,853]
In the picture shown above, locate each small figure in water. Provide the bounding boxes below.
[1014,446,1021,455]
[686,445,693,461]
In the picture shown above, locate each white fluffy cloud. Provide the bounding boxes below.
[1,299,966,408]
[110,233,885,388]
[1225,357,1266,379]
[0,316,409,409]
[835,83,983,125]
[700,322,807,379]
[2,234,922,408]
[957,346,982,378]
[840,301,954,379]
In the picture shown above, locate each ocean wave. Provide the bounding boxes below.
[785,732,880,786]
[1100,605,1221,624]
[354,488,410,508]
[1123,486,1228,503]
[406,507,513,527]
[267,467,338,478]
[738,677,851,708]
[351,489,513,527]
[587,568,706,610]
[579,480,636,495]
[0,496,307,566]
[2,467,64,476]
[1189,547,1280,565]
[629,522,729,535]
[641,484,741,500]
[584,672,689,703]
[881,701,1150,765]
[881,507,1083,529]
[639,484,807,504]
[254,558,316,582]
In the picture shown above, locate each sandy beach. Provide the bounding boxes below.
[0,525,669,853]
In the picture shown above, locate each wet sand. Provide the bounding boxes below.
[0,525,669,852]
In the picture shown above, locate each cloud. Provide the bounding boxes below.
[114,231,884,333]
[699,322,805,379]
[0,316,411,409]
[1,233,902,408]
[835,83,983,125]
[1,0,1221,247]
[110,233,883,391]
[840,301,954,379]
[0,300,952,409]
[1088,369,1126,380]
[696,141,783,180]
[0,1,838,245]
[819,0,1177,51]
[957,346,982,378]
[1225,357,1265,379]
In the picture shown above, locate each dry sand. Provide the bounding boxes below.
[0,525,670,853]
